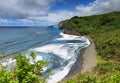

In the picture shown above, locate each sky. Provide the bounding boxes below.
[0,0,120,26]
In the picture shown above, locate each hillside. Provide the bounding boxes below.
[59,12,120,83]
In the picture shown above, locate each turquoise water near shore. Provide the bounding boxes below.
[0,26,90,83]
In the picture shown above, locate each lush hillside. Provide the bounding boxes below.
[59,12,120,83]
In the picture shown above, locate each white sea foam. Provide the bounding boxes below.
[34,44,70,59]
[1,58,16,67]
[33,33,91,83]
[25,55,43,64]
[47,59,75,83]
[0,54,42,68]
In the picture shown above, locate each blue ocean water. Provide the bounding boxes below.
[0,26,90,83]
[0,26,61,56]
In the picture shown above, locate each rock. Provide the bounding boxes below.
[48,25,54,28]
[58,21,66,29]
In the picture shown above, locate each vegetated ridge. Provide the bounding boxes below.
[59,12,120,83]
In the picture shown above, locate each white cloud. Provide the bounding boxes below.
[28,11,75,23]
[0,0,120,24]
[0,19,9,24]
[0,0,56,18]
[76,0,120,15]
[34,0,120,23]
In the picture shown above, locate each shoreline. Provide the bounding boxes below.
[64,47,85,79]
[64,38,97,79]
[0,36,97,83]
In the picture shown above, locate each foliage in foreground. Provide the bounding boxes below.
[0,52,48,83]
[64,71,120,83]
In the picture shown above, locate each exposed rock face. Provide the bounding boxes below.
[48,25,54,28]
[64,28,80,35]
[58,21,66,29]
[58,21,80,35]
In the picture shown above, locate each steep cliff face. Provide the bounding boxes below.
[58,20,80,35]
[58,21,65,29]
[63,28,80,35]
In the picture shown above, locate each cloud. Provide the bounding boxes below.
[28,11,75,23]
[0,19,9,24]
[30,0,120,23]
[76,0,120,16]
[0,0,120,25]
[46,0,120,23]
[0,0,56,18]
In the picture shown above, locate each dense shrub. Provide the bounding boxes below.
[0,52,48,83]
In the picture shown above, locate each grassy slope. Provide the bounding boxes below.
[59,12,120,83]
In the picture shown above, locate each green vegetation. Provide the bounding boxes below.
[59,12,120,83]
[64,71,120,83]
[0,52,48,83]
[0,54,3,58]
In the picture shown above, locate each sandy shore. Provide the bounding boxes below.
[65,38,97,79]
[80,38,97,73]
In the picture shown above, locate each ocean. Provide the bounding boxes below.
[0,26,90,83]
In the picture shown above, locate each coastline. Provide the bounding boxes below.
[0,34,97,83]
[64,37,97,79]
